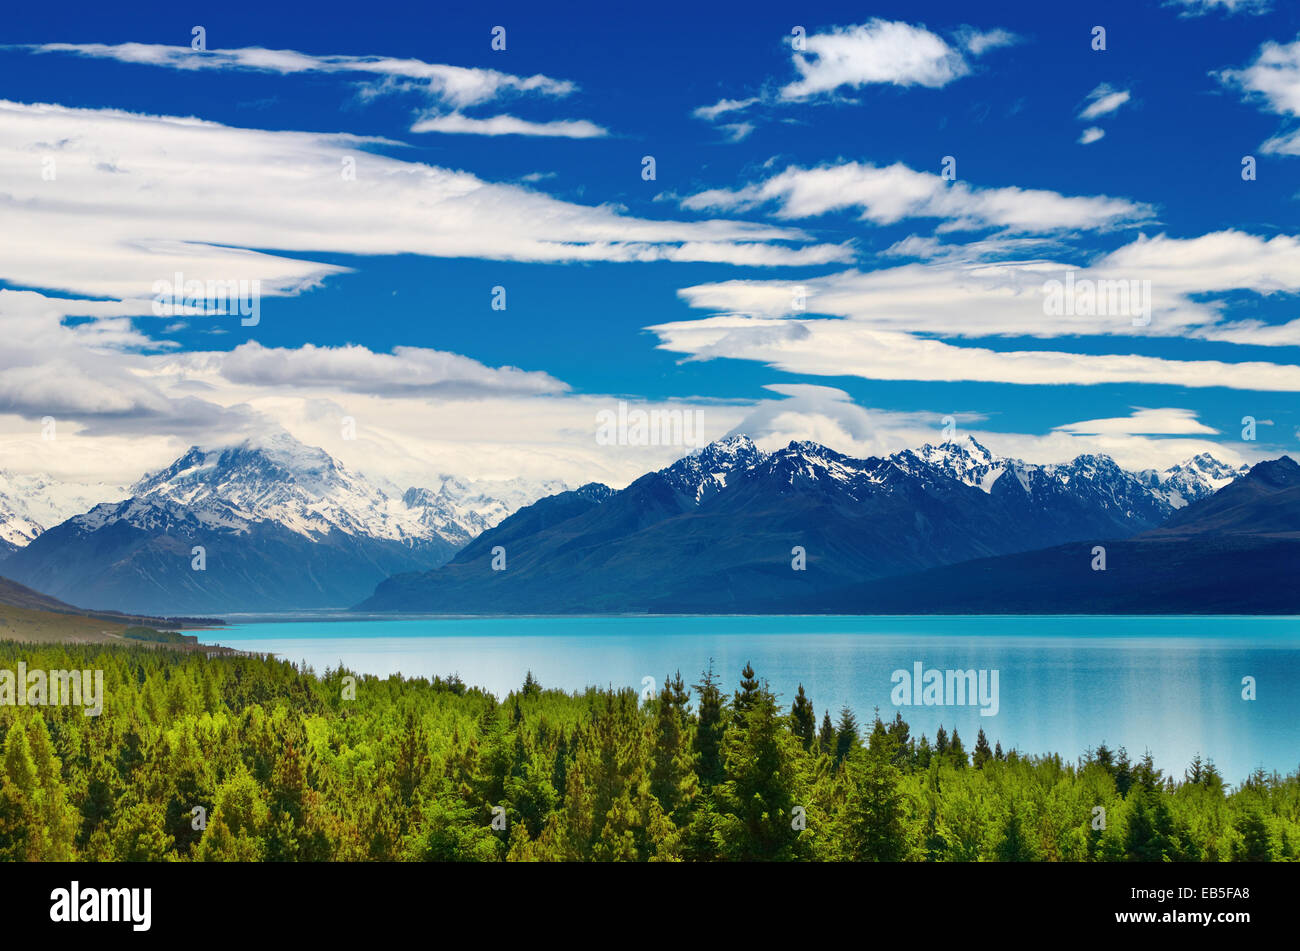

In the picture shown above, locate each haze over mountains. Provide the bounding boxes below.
[359,434,1264,615]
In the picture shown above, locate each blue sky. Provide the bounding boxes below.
[1,0,1299,493]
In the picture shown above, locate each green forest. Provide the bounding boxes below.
[0,641,1296,862]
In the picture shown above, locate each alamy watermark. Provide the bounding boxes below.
[890,663,999,717]
[152,271,261,326]
[596,401,706,447]
[1042,270,1150,327]
[0,663,104,716]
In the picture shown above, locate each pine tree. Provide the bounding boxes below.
[650,681,698,821]
[733,662,760,714]
[973,728,993,769]
[818,711,835,756]
[834,706,859,767]
[669,670,690,714]
[693,664,727,789]
[843,743,908,861]
[886,712,912,767]
[715,685,803,861]
[916,734,933,769]
[948,727,968,768]
[790,684,816,751]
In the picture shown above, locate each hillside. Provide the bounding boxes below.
[806,456,1300,614]
[358,435,1254,614]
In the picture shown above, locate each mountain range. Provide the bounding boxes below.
[0,433,564,615]
[805,455,1300,614]
[357,434,1264,614]
[2,430,1283,615]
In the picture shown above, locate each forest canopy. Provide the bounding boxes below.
[0,643,1295,862]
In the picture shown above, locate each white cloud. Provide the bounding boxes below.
[409,113,608,138]
[1166,0,1271,16]
[1079,127,1106,145]
[692,97,760,121]
[26,42,577,109]
[1053,407,1219,435]
[645,229,1300,392]
[781,20,982,99]
[647,313,1300,390]
[954,27,1021,57]
[673,230,1300,343]
[1217,38,1300,153]
[1079,83,1131,120]
[720,122,755,142]
[0,99,846,304]
[682,161,1153,233]
[215,342,568,397]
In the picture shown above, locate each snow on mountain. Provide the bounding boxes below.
[1138,453,1250,509]
[890,435,1244,518]
[117,431,563,547]
[400,475,568,545]
[0,471,127,552]
[660,433,764,503]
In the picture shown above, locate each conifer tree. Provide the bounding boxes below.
[734,662,760,714]
[790,684,816,751]
[818,711,835,756]
[834,706,859,767]
[693,664,727,789]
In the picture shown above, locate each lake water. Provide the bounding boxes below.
[213,614,1300,785]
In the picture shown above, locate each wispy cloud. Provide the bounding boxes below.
[410,113,607,138]
[1217,37,1300,155]
[682,161,1153,233]
[1165,0,1271,17]
[0,99,844,306]
[1079,83,1131,120]
[693,97,760,121]
[20,42,606,138]
[1053,407,1218,435]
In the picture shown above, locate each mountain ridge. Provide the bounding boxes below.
[357,434,1257,614]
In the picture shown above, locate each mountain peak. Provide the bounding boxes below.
[1244,455,1300,489]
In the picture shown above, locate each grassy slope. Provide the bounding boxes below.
[0,575,227,649]
[0,600,133,644]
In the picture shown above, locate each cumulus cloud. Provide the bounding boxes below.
[1217,37,1300,154]
[682,161,1153,233]
[780,20,1005,99]
[1079,127,1106,145]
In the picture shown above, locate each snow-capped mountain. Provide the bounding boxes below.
[1138,453,1250,509]
[360,434,1256,614]
[400,475,568,546]
[0,470,127,553]
[1,433,564,614]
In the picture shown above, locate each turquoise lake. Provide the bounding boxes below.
[213,614,1300,786]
